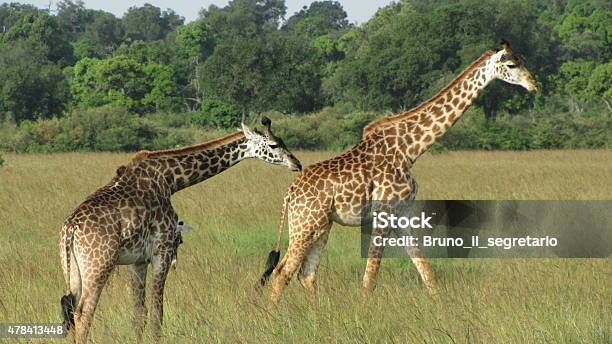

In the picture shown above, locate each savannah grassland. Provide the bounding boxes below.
[0,150,610,344]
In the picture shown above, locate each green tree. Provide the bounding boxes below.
[70,56,146,111]
[0,3,40,32]
[196,0,322,114]
[191,98,240,128]
[175,19,215,110]
[72,11,123,59]
[587,63,612,110]
[0,41,69,122]
[122,4,184,42]
[198,0,286,38]
[326,3,454,110]
[262,32,324,113]
[69,55,179,112]
[284,1,349,35]
[142,63,182,111]
[554,0,611,61]
[56,0,91,41]
[0,6,73,65]
[176,19,215,59]
[114,40,186,111]
[558,61,597,102]
[198,31,323,114]
[282,1,349,85]
[326,0,559,116]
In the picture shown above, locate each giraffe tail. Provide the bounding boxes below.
[59,224,77,331]
[60,294,76,331]
[259,190,290,286]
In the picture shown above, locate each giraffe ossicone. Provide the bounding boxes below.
[58,116,301,344]
[260,40,538,305]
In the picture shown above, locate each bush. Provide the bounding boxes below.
[438,108,610,150]
[0,105,609,153]
[269,107,379,150]
[0,153,4,167]
[191,98,241,129]
[0,107,198,153]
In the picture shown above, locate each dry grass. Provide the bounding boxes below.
[0,150,610,343]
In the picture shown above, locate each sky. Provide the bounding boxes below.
[15,0,395,24]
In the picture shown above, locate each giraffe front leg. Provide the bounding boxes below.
[128,263,148,341]
[150,251,171,340]
[362,225,389,294]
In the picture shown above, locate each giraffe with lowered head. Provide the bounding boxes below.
[260,40,538,304]
[59,116,301,344]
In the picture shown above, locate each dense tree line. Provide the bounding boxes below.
[0,0,609,152]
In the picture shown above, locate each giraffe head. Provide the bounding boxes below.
[491,40,538,92]
[241,116,302,171]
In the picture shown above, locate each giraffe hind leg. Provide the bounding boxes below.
[74,265,115,344]
[409,247,437,294]
[129,263,148,341]
[298,227,330,295]
[270,223,329,305]
[393,227,437,294]
[150,251,172,340]
[270,244,309,306]
[73,233,118,344]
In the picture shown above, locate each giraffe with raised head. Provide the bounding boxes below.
[260,41,538,304]
[59,116,301,344]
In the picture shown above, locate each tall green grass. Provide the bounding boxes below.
[0,150,610,343]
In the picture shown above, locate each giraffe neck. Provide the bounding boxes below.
[128,132,253,194]
[168,137,251,193]
[365,51,501,162]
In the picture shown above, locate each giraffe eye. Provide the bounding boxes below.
[269,144,279,149]
[507,64,518,69]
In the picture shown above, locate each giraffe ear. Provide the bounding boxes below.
[261,116,271,128]
[261,116,272,136]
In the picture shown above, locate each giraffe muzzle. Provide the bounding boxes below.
[290,160,302,172]
[526,81,538,92]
